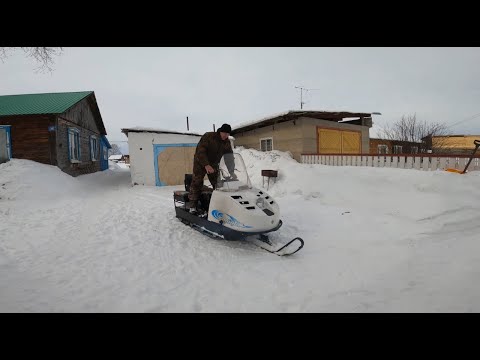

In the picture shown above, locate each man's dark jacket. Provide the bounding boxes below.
[194,131,233,168]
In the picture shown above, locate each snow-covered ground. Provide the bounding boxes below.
[1,149,480,312]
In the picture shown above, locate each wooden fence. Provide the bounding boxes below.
[300,153,480,172]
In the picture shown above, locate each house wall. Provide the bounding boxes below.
[128,132,201,186]
[370,138,425,154]
[62,97,102,132]
[100,137,110,171]
[0,115,55,165]
[232,119,304,160]
[432,135,480,154]
[233,117,370,161]
[370,138,393,154]
[56,98,103,177]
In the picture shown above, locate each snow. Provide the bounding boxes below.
[109,161,130,170]
[108,155,124,161]
[232,110,291,130]
[1,150,480,312]
[232,109,374,130]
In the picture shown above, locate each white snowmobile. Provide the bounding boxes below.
[173,153,304,256]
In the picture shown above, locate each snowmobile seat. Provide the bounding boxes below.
[174,190,190,203]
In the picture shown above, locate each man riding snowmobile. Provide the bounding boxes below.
[187,123,235,209]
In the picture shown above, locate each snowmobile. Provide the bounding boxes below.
[173,153,304,256]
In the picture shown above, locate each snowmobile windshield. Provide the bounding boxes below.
[216,153,252,191]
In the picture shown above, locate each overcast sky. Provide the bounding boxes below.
[1,47,480,151]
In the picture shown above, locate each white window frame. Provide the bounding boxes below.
[260,137,273,152]
[377,144,388,154]
[68,127,81,163]
[393,145,403,154]
[90,135,99,161]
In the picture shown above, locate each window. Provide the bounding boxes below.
[260,137,273,152]
[393,145,403,154]
[68,128,81,162]
[103,146,108,160]
[411,146,418,154]
[90,135,99,161]
[377,144,388,154]
[0,125,12,162]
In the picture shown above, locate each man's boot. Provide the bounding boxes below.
[185,199,198,210]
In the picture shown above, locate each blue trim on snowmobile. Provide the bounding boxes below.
[174,206,283,241]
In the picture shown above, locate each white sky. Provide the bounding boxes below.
[1,148,480,312]
[1,47,480,151]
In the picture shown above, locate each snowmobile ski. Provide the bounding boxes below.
[178,212,304,256]
[247,236,304,256]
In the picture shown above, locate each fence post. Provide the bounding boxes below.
[414,156,421,170]
[447,157,458,170]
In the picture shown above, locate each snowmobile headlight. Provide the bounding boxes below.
[256,197,266,209]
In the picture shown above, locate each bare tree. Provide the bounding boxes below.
[0,47,63,72]
[378,113,451,153]
[110,144,122,155]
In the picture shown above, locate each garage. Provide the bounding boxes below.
[121,127,201,186]
[231,110,372,161]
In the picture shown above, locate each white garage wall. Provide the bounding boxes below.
[128,132,201,186]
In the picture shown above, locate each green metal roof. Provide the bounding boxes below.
[0,91,93,116]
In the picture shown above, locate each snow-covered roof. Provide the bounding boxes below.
[108,155,123,160]
[232,110,378,133]
[121,127,202,137]
[232,110,292,130]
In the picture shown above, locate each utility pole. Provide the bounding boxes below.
[294,86,305,109]
[294,86,321,109]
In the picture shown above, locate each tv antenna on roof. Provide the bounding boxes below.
[294,86,321,109]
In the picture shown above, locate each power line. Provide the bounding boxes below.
[447,112,480,129]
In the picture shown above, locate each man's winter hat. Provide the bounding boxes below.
[217,123,232,134]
